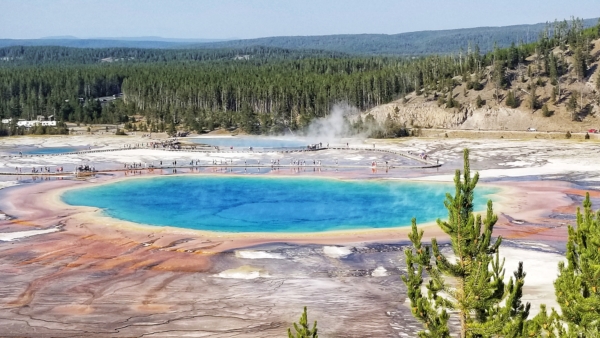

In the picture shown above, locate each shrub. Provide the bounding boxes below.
[475,95,485,108]
[437,96,446,107]
[566,131,572,139]
[536,78,545,87]
[467,81,483,90]
[542,104,553,117]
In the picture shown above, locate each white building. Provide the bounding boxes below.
[1,119,56,127]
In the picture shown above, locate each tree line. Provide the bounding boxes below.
[0,45,348,66]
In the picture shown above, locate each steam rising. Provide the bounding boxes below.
[304,103,359,141]
[304,102,384,141]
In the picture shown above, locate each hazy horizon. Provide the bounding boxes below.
[1,0,599,40]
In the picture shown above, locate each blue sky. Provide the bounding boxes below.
[1,0,599,39]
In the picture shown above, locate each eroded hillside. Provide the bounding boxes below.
[365,38,600,133]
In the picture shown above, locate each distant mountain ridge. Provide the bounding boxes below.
[3,17,599,55]
[191,18,600,55]
[42,36,232,43]
[0,38,186,49]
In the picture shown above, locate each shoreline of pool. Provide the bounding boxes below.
[0,167,575,254]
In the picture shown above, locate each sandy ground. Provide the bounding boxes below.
[0,134,596,337]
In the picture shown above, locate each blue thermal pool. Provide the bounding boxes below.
[190,137,309,149]
[62,176,499,233]
[11,146,87,155]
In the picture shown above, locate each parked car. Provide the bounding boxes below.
[588,129,598,133]
[527,127,537,132]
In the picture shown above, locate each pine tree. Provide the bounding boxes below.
[567,93,579,121]
[554,193,600,336]
[167,121,176,136]
[492,58,506,103]
[403,149,530,338]
[525,304,563,337]
[549,53,558,85]
[505,90,518,108]
[288,307,318,338]
[542,104,552,117]
[573,47,586,81]
[531,194,600,336]
[446,87,457,108]
[529,85,538,111]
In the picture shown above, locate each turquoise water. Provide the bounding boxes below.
[62,176,498,233]
[191,137,309,148]
[12,147,85,155]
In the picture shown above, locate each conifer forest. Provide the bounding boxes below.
[0,18,597,136]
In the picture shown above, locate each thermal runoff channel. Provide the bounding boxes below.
[62,176,498,233]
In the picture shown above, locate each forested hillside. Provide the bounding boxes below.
[0,18,598,136]
[194,19,598,56]
[193,19,599,55]
[2,18,598,56]
[0,57,415,133]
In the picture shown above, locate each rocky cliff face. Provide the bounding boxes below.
[365,100,599,132]
[365,102,467,129]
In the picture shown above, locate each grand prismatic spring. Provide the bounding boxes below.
[62,176,499,233]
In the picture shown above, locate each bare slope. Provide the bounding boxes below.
[366,39,600,133]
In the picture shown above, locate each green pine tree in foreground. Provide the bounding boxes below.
[402,149,530,338]
[533,192,600,337]
[288,306,318,338]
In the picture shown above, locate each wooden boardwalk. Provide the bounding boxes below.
[0,145,441,177]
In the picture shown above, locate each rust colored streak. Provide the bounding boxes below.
[564,189,600,198]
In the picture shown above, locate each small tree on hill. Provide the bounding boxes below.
[288,307,318,338]
[567,93,579,121]
[446,88,459,109]
[505,90,518,108]
[476,95,485,108]
[403,149,530,338]
[529,85,539,111]
[549,52,559,85]
[542,104,553,117]
[573,47,587,82]
[493,58,507,103]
